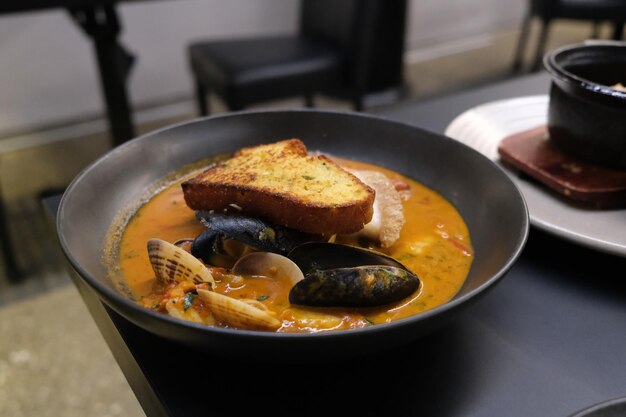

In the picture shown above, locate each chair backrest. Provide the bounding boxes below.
[298,0,407,94]
[530,0,558,18]
[530,0,626,20]
[299,0,360,51]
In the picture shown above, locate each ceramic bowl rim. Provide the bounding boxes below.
[57,109,529,345]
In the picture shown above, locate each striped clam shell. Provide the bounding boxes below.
[197,289,281,331]
[147,238,215,287]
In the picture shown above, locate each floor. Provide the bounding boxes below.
[0,21,599,417]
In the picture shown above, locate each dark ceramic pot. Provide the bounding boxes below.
[544,42,626,169]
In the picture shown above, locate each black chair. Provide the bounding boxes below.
[512,0,626,72]
[0,193,19,280]
[188,0,407,114]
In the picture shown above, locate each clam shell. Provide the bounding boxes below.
[232,252,304,285]
[197,289,281,331]
[147,238,215,287]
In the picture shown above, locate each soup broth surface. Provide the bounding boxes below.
[115,158,473,332]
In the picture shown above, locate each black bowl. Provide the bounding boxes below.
[57,110,528,360]
[570,397,626,417]
[544,42,626,169]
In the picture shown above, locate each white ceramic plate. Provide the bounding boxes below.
[445,95,626,257]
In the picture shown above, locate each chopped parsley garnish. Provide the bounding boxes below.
[257,295,269,301]
[183,293,197,311]
[302,175,315,180]
[259,227,276,241]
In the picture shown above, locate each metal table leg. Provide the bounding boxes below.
[0,185,19,280]
[68,5,136,147]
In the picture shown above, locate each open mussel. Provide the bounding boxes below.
[287,242,420,308]
[191,212,317,267]
[288,242,409,273]
[289,265,419,307]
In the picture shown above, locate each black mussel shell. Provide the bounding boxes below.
[289,265,420,307]
[191,212,317,266]
[288,242,409,274]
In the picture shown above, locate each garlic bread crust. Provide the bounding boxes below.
[182,139,375,234]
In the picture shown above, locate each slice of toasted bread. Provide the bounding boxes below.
[182,139,375,234]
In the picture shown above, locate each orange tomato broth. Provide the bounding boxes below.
[116,158,473,333]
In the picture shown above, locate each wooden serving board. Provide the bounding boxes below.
[497,125,626,209]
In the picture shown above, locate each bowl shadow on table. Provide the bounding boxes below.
[120,314,478,416]
[523,227,626,302]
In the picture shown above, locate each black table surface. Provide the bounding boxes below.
[46,72,626,417]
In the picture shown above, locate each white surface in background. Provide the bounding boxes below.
[0,0,298,136]
[445,96,626,257]
[0,0,525,137]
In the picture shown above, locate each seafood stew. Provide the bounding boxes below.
[58,110,528,355]
[112,151,474,333]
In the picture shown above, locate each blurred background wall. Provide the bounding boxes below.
[0,0,525,138]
